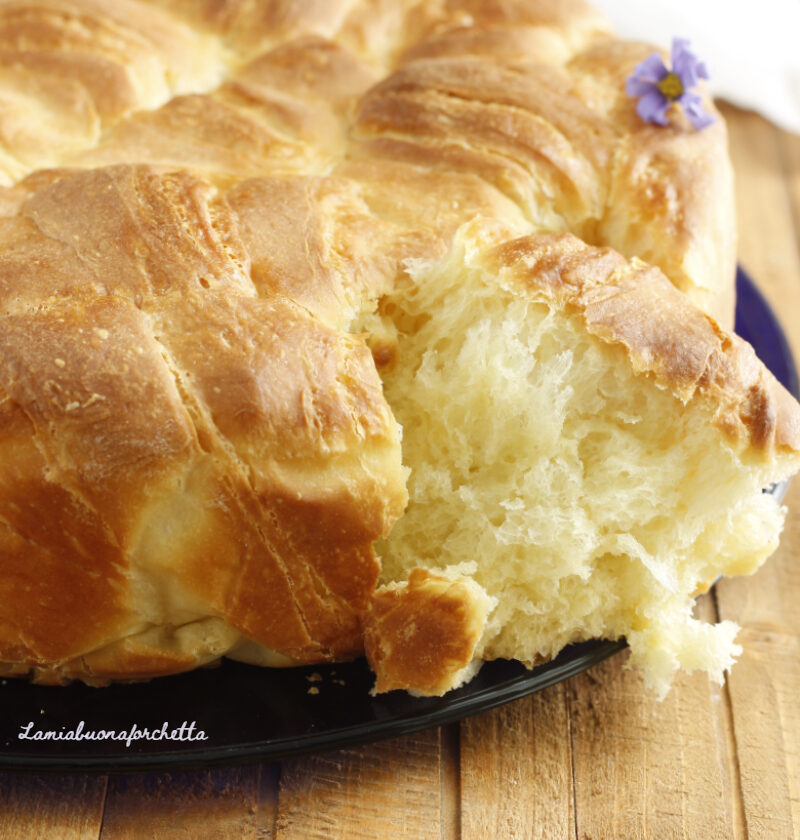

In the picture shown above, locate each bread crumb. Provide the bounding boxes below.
[306,672,322,683]
[307,686,320,695]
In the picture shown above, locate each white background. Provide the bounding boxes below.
[592,0,800,134]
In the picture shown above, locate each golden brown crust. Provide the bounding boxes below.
[572,41,737,326]
[348,25,735,326]
[0,163,407,681]
[225,174,429,328]
[73,37,378,184]
[0,0,223,183]
[363,569,493,695]
[484,232,800,455]
[0,0,735,321]
[0,296,192,666]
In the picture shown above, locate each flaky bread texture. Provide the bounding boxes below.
[0,0,772,689]
[367,223,800,697]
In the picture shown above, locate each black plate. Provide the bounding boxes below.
[0,267,795,772]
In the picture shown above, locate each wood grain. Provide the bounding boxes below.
[0,772,107,840]
[716,105,800,840]
[778,120,800,273]
[715,482,800,840]
[274,728,445,840]
[96,765,269,840]
[459,683,575,840]
[567,596,738,840]
[721,104,800,361]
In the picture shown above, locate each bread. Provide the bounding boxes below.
[364,221,800,697]
[0,0,794,696]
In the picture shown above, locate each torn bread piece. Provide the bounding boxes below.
[363,568,495,696]
[364,221,800,698]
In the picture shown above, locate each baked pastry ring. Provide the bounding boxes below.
[0,0,794,696]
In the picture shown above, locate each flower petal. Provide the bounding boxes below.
[673,40,692,78]
[695,59,711,81]
[631,52,669,84]
[626,76,657,97]
[636,89,671,125]
[671,37,692,68]
[672,37,711,90]
[679,92,716,130]
[628,39,712,131]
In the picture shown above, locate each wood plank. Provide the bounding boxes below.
[714,106,800,840]
[778,120,800,280]
[720,104,800,361]
[97,765,267,840]
[440,722,461,840]
[0,772,107,840]
[568,595,738,840]
[275,728,444,840]
[255,762,280,839]
[715,481,800,840]
[459,683,575,840]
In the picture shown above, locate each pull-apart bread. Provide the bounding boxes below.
[0,0,797,697]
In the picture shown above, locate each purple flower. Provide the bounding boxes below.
[625,38,715,131]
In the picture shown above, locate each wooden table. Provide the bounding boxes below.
[1,105,799,840]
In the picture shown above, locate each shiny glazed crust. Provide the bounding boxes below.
[0,0,777,686]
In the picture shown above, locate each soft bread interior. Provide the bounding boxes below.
[364,224,791,697]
